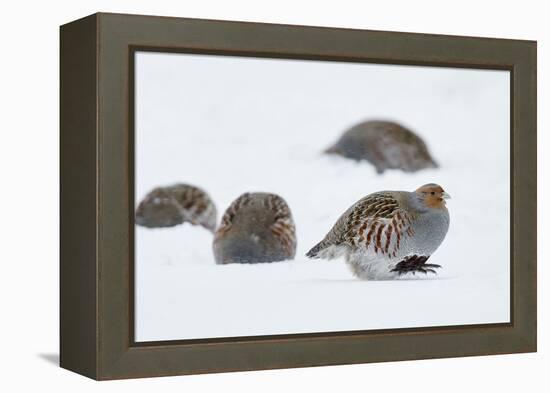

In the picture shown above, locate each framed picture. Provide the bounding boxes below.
[60,13,537,380]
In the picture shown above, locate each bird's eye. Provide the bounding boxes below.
[431,192,435,195]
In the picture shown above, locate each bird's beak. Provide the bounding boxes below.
[442,191,451,200]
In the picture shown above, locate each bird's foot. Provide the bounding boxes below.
[390,255,441,275]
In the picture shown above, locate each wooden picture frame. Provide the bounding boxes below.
[60,12,537,380]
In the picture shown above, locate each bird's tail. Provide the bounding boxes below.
[306,241,347,260]
[306,241,325,259]
[324,144,343,155]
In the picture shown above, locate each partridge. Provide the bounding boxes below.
[135,183,217,233]
[306,184,450,280]
[325,120,438,173]
[213,192,297,264]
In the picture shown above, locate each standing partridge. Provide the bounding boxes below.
[306,184,450,280]
[213,192,297,264]
[135,183,217,233]
[325,120,438,173]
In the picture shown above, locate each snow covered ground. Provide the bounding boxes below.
[134,52,510,342]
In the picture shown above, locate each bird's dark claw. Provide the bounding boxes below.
[390,255,441,276]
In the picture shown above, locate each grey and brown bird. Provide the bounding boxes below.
[325,120,438,173]
[306,184,450,280]
[135,183,217,233]
[213,192,297,264]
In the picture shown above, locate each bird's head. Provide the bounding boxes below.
[414,183,451,209]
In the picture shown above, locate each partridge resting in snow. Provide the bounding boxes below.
[325,120,438,173]
[135,183,217,233]
[213,192,297,264]
[306,184,450,280]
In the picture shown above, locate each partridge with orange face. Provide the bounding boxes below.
[306,184,450,280]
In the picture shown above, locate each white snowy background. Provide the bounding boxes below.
[134,52,510,342]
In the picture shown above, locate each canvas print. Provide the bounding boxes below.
[134,51,510,342]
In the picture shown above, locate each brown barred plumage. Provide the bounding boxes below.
[213,192,297,264]
[135,183,217,232]
[307,192,414,259]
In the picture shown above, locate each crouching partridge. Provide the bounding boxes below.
[213,192,297,264]
[325,120,438,173]
[306,184,450,280]
[135,183,217,233]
